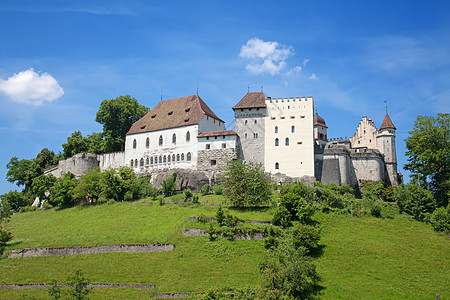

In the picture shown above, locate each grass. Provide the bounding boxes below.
[314,212,449,299]
[1,201,448,299]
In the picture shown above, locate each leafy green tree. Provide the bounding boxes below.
[118,166,139,201]
[429,207,450,232]
[31,174,56,203]
[394,183,436,221]
[74,168,103,204]
[62,131,90,158]
[0,190,30,213]
[6,157,33,191]
[405,113,449,207]
[95,95,149,152]
[222,160,273,207]
[66,270,91,299]
[0,199,12,255]
[161,172,177,197]
[49,172,78,208]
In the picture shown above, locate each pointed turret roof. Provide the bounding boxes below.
[127,94,224,135]
[379,112,396,131]
[232,92,267,110]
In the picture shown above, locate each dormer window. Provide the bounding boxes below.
[168,111,173,115]
[185,108,191,112]
[151,114,156,118]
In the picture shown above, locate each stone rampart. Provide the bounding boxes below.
[197,148,238,172]
[44,153,99,178]
[8,243,174,258]
[98,151,125,171]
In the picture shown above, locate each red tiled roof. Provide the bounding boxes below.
[232,92,267,110]
[127,95,225,135]
[198,130,237,138]
[379,113,396,130]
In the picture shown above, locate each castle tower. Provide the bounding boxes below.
[376,111,398,185]
[232,92,267,165]
[314,110,328,148]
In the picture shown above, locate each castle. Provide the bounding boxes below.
[46,92,401,189]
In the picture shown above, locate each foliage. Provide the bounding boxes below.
[161,172,177,197]
[259,232,321,299]
[47,270,91,300]
[192,195,199,204]
[279,193,315,224]
[62,131,107,158]
[0,190,30,213]
[394,183,436,221]
[31,174,56,203]
[74,168,103,204]
[361,181,384,201]
[272,205,292,228]
[216,205,226,226]
[370,204,382,218]
[213,185,223,195]
[313,183,355,209]
[49,172,78,208]
[404,113,450,207]
[429,207,450,232]
[222,160,273,207]
[200,184,212,195]
[136,175,157,199]
[95,95,149,152]
[47,279,61,299]
[184,189,193,199]
[291,224,321,253]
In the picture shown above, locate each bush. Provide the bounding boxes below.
[197,213,207,223]
[395,183,436,221]
[216,205,226,226]
[291,224,320,252]
[371,204,382,218]
[18,206,37,213]
[183,189,193,199]
[263,236,279,250]
[430,207,450,232]
[161,172,177,197]
[200,184,212,195]
[107,199,116,205]
[192,195,199,204]
[41,201,53,210]
[272,205,292,228]
[213,185,223,195]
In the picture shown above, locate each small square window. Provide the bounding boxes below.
[210,160,217,166]
[222,143,226,148]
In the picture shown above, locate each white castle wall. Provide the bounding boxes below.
[264,96,314,178]
[98,151,125,171]
[350,117,378,149]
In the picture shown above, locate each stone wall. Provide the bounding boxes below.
[45,153,99,178]
[197,148,238,172]
[350,149,385,183]
[8,243,174,258]
[149,168,222,192]
[98,151,125,171]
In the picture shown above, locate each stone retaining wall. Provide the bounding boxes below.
[0,283,155,289]
[182,229,264,240]
[8,243,174,258]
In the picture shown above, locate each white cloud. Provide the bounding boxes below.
[309,73,318,80]
[303,59,310,66]
[286,66,302,76]
[0,69,64,106]
[240,38,294,75]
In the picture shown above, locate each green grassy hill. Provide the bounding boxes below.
[0,197,448,299]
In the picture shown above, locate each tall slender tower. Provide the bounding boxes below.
[376,111,398,185]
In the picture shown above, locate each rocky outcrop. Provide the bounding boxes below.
[150,169,223,193]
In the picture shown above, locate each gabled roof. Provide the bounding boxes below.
[232,92,267,110]
[379,113,396,130]
[127,95,224,135]
[198,130,237,138]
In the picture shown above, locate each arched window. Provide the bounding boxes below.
[163,155,166,163]
[285,138,289,146]
[245,133,248,139]
[245,120,248,124]
[140,158,144,167]
[187,152,191,161]
[291,125,295,133]
[159,135,163,146]
[275,126,278,133]
[133,139,137,149]
[177,154,180,161]
[275,162,279,170]
[130,160,134,167]
[146,137,150,148]
[146,158,149,165]
[319,133,324,140]
[254,120,257,124]
[159,156,162,163]
[150,157,153,164]
[172,133,176,144]
[275,138,279,146]
[155,156,158,164]
[172,154,175,161]
[186,131,190,142]
[135,159,138,166]
[168,155,171,162]
[181,153,185,160]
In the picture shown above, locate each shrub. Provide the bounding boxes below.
[161,172,177,197]
[272,205,292,228]
[216,205,226,226]
[263,236,279,250]
[18,206,37,213]
[107,199,116,205]
[291,224,320,252]
[41,201,53,210]
[200,184,212,195]
[371,204,382,218]
[183,189,193,199]
[213,185,223,195]
[197,213,207,223]
[430,207,450,232]
[192,194,199,204]
[395,183,436,221]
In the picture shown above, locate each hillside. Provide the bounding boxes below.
[0,197,448,299]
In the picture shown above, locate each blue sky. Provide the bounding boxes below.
[0,0,449,195]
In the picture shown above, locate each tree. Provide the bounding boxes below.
[31,174,57,203]
[62,131,90,159]
[405,113,450,207]
[161,172,177,197]
[49,172,78,208]
[66,270,91,300]
[6,157,33,191]
[95,95,149,152]
[222,160,273,207]
[74,168,103,204]
[0,199,12,255]
[0,190,30,213]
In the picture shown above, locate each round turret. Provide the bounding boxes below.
[314,111,328,128]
